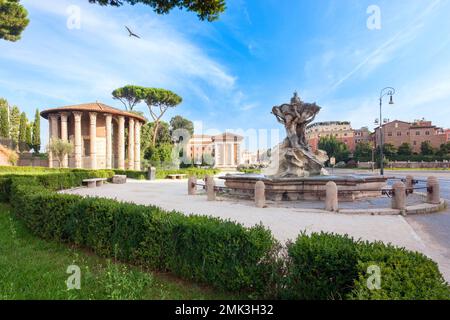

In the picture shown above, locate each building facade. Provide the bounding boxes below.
[374,119,447,153]
[353,127,372,145]
[186,133,243,168]
[307,121,355,152]
[41,103,146,170]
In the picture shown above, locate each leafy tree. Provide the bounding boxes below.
[382,143,397,158]
[0,100,10,138]
[9,105,20,144]
[421,141,434,156]
[353,142,373,162]
[438,142,450,155]
[144,142,173,167]
[398,142,413,156]
[143,88,182,146]
[47,138,74,168]
[32,109,41,153]
[170,115,194,142]
[318,135,350,163]
[112,85,146,111]
[88,0,226,22]
[0,0,30,42]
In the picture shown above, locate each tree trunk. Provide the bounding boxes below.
[152,121,160,146]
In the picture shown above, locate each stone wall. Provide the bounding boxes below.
[18,153,49,167]
[357,161,450,169]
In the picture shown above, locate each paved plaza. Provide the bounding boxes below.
[65,171,450,282]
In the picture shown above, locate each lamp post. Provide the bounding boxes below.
[378,87,395,176]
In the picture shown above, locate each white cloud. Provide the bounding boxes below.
[3,0,236,104]
[329,0,443,91]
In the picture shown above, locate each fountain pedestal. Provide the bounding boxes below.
[220,174,389,202]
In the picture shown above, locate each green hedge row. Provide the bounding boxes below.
[111,168,220,180]
[113,170,147,180]
[155,168,220,179]
[283,232,450,300]
[2,170,450,299]
[7,174,277,296]
[0,170,114,202]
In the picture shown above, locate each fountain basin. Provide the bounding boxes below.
[220,174,390,202]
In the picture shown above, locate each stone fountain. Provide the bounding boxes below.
[220,92,389,202]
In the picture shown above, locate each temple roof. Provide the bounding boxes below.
[40,102,146,123]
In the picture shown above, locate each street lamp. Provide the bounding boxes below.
[378,87,395,176]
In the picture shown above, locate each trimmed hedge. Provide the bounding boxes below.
[8,174,278,296]
[349,241,450,300]
[2,168,449,299]
[156,168,220,180]
[112,168,220,180]
[0,170,114,202]
[282,232,450,300]
[113,169,147,180]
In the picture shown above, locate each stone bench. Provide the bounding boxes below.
[167,174,187,180]
[83,178,107,188]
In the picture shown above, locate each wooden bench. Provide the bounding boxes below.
[167,174,187,180]
[83,178,107,188]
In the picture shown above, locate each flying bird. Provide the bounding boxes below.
[125,26,140,39]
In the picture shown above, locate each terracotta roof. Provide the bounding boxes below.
[40,102,146,123]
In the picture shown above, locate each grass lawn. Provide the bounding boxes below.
[0,203,237,300]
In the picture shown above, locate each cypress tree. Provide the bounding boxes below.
[26,122,32,149]
[9,105,21,144]
[0,99,10,138]
[32,109,41,153]
[18,112,27,152]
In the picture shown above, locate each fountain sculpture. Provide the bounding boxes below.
[220,93,388,202]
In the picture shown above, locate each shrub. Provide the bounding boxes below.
[282,232,359,300]
[3,168,450,300]
[7,173,278,296]
[282,232,450,300]
[113,169,147,180]
[348,241,450,300]
[156,168,220,179]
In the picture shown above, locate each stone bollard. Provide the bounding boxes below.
[206,176,216,201]
[255,181,266,208]
[405,175,414,193]
[188,176,197,195]
[392,181,407,212]
[325,181,338,212]
[148,167,156,180]
[427,176,441,204]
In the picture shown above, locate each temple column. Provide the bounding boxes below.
[89,112,97,169]
[214,143,219,168]
[134,121,141,171]
[47,115,57,168]
[118,116,125,170]
[73,112,82,169]
[59,112,69,168]
[105,114,112,169]
[128,118,135,170]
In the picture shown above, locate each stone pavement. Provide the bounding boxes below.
[64,178,450,282]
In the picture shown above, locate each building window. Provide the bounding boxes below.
[413,141,417,145]
[425,131,430,135]
[388,132,393,137]
[416,131,420,136]
[397,132,401,136]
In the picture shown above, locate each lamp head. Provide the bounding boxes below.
[389,95,394,105]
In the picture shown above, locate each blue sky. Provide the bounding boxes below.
[1,0,450,149]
